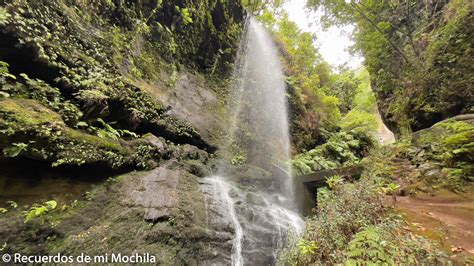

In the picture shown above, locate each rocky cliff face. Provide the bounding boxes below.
[363,0,473,135]
[0,0,245,262]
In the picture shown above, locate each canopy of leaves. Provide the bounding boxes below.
[307,0,474,135]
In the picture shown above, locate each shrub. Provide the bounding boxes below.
[286,179,384,264]
[345,220,447,265]
[24,200,58,223]
[285,178,446,264]
[340,109,378,134]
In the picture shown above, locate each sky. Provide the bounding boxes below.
[283,0,364,69]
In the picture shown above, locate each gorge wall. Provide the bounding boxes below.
[0,0,249,263]
[356,0,473,135]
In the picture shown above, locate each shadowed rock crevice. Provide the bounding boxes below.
[0,33,62,86]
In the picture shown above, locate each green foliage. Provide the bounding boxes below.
[345,225,393,264]
[230,154,246,166]
[344,220,446,265]
[291,130,375,175]
[331,70,360,114]
[0,61,15,80]
[24,200,57,223]
[296,239,318,255]
[167,217,177,227]
[363,118,473,192]
[7,201,18,209]
[1,73,83,126]
[286,178,446,264]
[379,182,400,195]
[286,238,318,264]
[74,89,109,108]
[326,175,344,189]
[340,109,377,134]
[174,6,193,25]
[0,99,161,170]
[352,68,376,113]
[286,180,384,264]
[96,118,121,140]
[3,142,28,158]
[414,120,474,185]
[307,0,474,134]
[0,7,11,26]
[242,0,282,15]
[257,10,342,151]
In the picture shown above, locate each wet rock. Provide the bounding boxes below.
[121,166,179,222]
[224,164,274,190]
[152,72,228,148]
[181,160,212,177]
[245,192,266,206]
[142,133,168,152]
[172,144,209,163]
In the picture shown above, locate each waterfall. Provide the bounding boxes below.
[202,17,304,265]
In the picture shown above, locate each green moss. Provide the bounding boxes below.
[0,99,63,126]
[63,128,125,153]
[0,99,166,169]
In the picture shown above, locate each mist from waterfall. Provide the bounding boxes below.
[202,17,304,265]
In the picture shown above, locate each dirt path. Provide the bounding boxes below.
[394,189,474,262]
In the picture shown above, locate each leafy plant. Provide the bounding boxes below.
[231,154,246,166]
[6,200,17,209]
[23,200,57,223]
[345,225,393,264]
[96,118,120,140]
[119,129,138,138]
[291,130,375,175]
[380,182,400,195]
[3,142,28,158]
[167,217,177,227]
[0,61,15,79]
[339,109,377,134]
[175,6,193,25]
[0,8,11,26]
[326,175,344,189]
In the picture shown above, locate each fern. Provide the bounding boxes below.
[96,118,120,140]
[175,6,193,25]
[326,175,344,189]
[345,226,394,264]
[3,142,28,158]
[23,200,57,223]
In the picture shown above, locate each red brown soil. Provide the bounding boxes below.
[393,188,474,263]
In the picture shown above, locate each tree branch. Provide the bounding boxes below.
[350,3,412,66]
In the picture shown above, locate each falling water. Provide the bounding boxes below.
[202,17,304,265]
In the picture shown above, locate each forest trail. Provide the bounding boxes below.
[394,189,474,261]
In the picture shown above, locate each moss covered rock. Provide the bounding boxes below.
[0,98,171,169]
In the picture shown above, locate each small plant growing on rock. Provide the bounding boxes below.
[231,154,246,166]
[23,200,57,223]
[3,142,28,158]
[326,175,344,190]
